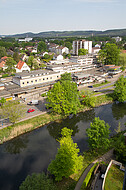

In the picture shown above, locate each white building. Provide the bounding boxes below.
[18,38,33,42]
[92,47,101,54]
[112,36,122,43]
[73,40,92,55]
[70,56,93,65]
[15,60,30,73]
[56,46,69,55]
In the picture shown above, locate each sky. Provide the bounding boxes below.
[0,0,125,35]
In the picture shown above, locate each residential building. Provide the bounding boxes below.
[92,47,101,54]
[70,56,94,65]
[73,40,92,55]
[0,56,8,70]
[55,46,69,55]
[15,60,30,73]
[112,36,122,43]
[18,37,33,42]
[13,69,61,87]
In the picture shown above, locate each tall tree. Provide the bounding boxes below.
[65,42,72,50]
[98,43,120,65]
[5,57,16,74]
[46,80,80,115]
[2,100,26,124]
[27,56,34,69]
[48,127,83,181]
[86,117,110,150]
[37,41,47,52]
[114,75,126,102]
[13,52,20,63]
[0,46,7,58]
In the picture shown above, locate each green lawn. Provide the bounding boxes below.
[104,164,124,190]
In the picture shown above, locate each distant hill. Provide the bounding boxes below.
[2,28,126,38]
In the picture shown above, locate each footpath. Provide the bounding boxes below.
[74,149,114,190]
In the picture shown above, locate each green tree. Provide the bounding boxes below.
[98,43,120,65]
[81,90,96,107]
[114,75,126,102]
[86,117,110,150]
[78,48,88,56]
[5,57,16,74]
[0,97,6,106]
[2,100,26,124]
[19,173,57,190]
[114,135,126,164]
[27,56,34,69]
[60,72,72,82]
[13,52,20,63]
[119,53,126,66]
[0,46,7,58]
[46,80,80,115]
[65,42,72,50]
[38,41,47,52]
[48,127,83,181]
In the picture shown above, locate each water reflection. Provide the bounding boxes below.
[112,102,126,120]
[47,109,95,140]
[5,136,28,154]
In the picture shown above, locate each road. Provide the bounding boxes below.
[0,71,125,129]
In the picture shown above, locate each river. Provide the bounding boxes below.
[0,102,126,190]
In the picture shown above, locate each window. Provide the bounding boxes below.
[57,76,59,78]
[35,80,37,82]
[43,78,45,80]
[22,82,24,84]
[39,79,41,81]
[31,81,33,83]
[50,77,52,79]
[27,81,29,84]
[47,78,48,80]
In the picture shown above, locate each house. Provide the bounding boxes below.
[92,47,101,54]
[15,60,30,73]
[0,56,8,70]
[48,43,59,53]
[55,46,69,55]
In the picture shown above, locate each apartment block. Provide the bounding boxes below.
[73,40,92,55]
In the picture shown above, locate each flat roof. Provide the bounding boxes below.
[14,69,60,78]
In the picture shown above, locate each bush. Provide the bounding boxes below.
[2,74,9,78]
[81,163,98,189]
[19,172,57,190]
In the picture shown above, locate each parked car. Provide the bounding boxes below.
[88,85,93,88]
[27,100,39,105]
[27,108,35,113]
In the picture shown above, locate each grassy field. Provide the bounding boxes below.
[104,164,124,190]
[93,81,110,88]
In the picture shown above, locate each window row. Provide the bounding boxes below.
[22,76,59,85]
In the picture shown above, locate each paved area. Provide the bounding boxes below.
[74,149,114,190]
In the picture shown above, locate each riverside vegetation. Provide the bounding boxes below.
[0,74,126,190]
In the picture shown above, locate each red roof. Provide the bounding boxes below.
[0,61,5,68]
[121,50,126,53]
[16,60,25,70]
[1,56,8,60]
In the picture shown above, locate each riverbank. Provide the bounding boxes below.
[0,93,114,144]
